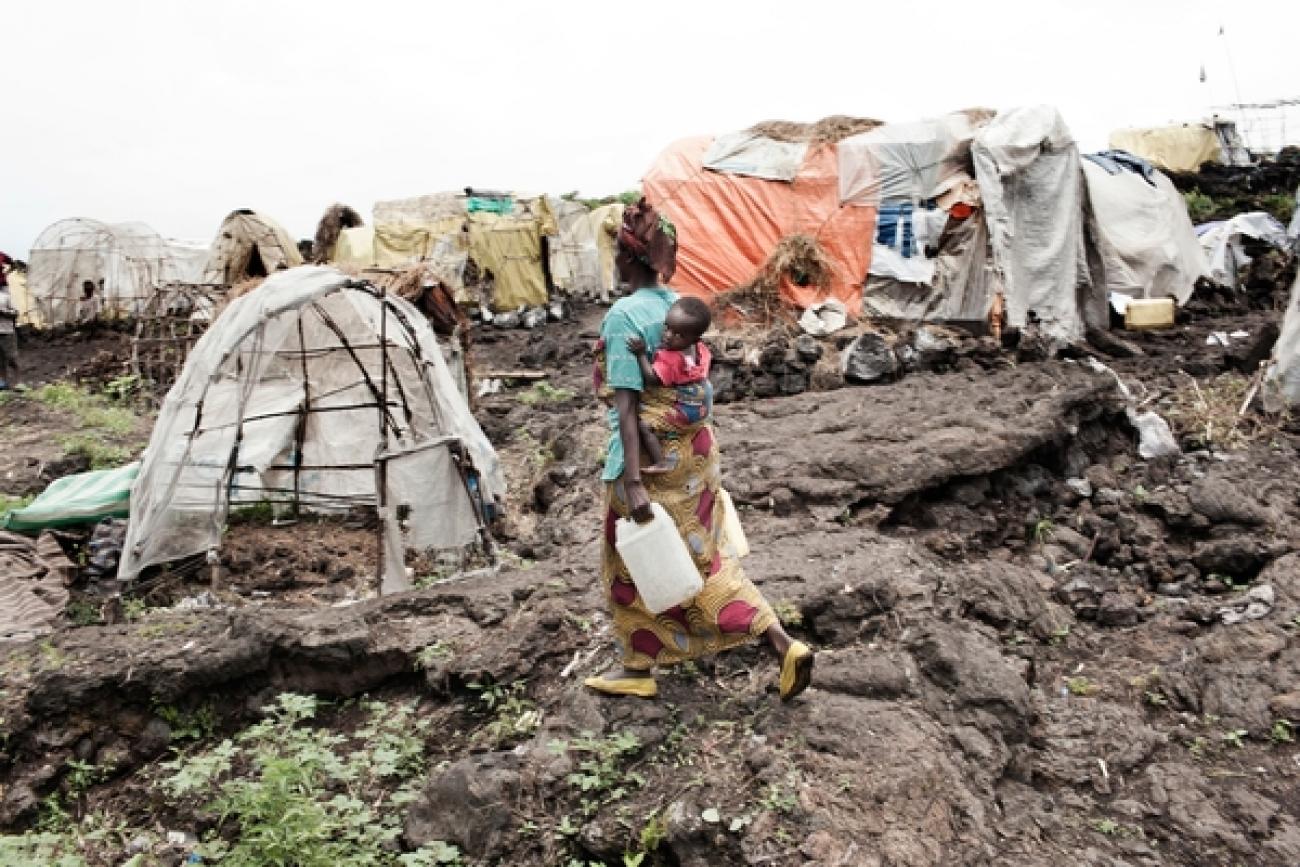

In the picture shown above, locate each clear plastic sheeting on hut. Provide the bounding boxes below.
[120,266,503,582]
[27,218,208,325]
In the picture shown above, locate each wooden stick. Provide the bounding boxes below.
[477,369,547,380]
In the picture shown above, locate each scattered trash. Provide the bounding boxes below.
[86,518,128,580]
[1123,297,1175,331]
[1084,358,1182,460]
[175,591,217,610]
[1218,584,1275,625]
[798,300,848,337]
[1065,478,1094,499]
[1130,410,1181,459]
[477,378,503,397]
[493,311,522,329]
[521,307,547,330]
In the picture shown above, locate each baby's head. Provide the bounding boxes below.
[661,297,711,351]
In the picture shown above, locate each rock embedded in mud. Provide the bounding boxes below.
[794,334,823,362]
[1064,477,1093,500]
[1097,591,1142,627]
[1192,536,1278,578]
[1187,477,1274,526]
[0,783,39,825]
[841,333,900,384]
[403,751,521,855]
[1036,702,1164,790]
[909,626,1032,741]
[1144,763,1254,854]
[814,648,916,699]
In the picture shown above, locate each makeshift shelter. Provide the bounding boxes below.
[642,125,878,313]
[202,209,303,286]
[312,204,364,264]
[1197,212,1291,289]
[7,269,38,327]
[1082,153,1208,305]
[1108,120,1252,173]
[545,197,602,297]
[837,111,993,324]
[332,225,377,268]
[589,203,625,299]
[1268,268,1300,407]
[26,218,207,325]
[119,266,504,586]
[973,106,1105,341]
[371,192,552,311]
[467,209,549,310]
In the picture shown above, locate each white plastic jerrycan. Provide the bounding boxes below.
[719,488,750,558]
[615,502,703,614]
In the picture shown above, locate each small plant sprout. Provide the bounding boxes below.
[414,641,454,671]
[1093,818,1121,836]
[1270,720,1295,744]
[1221,728,1248,749]
[773,599,803,627]
[1065,676,1098,697]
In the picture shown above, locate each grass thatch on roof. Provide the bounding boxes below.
[748,115,885,144]
[714,234,834,323]
[312,204,364,264]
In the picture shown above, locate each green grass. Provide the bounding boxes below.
[1183,189,1220,223]
[58,436,132,471]
[19,381,141,470]
[518,381,575,405]
[1260,193,1296,222]
[0,493,34,515]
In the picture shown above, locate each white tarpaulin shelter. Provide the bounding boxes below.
[1197,212,1291,290]
[1082,158,1208,305]
[702,132,809,182]
[838,112,983,208]
[1269,269,1300,408]
[973,105,1104,341]
[545,197,602,296]
[839,112,988,300]
[202,210,303,286]
[120,266,504,583]
[27,218,210,325]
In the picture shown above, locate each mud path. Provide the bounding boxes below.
[2,299,1299,865]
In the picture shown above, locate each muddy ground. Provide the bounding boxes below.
[1,291,1299,866]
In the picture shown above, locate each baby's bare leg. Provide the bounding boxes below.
[638,419,668,472]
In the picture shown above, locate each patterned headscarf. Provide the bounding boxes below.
[617,198,677,282]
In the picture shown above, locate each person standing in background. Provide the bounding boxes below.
[0,252,20,388]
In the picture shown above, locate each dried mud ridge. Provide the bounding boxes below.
[4,333,1300,865]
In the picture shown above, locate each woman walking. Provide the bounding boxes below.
[585,199,813,701]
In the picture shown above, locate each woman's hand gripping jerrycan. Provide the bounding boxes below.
[615,502,704,614]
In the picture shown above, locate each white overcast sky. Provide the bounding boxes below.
[3,0,1297,258]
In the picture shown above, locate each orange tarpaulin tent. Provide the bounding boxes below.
[642,136,876,314]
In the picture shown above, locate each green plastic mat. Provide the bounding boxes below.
[2,462,139,532]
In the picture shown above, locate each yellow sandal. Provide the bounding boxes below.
[779,641,815,702]
[584,674,658,698]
